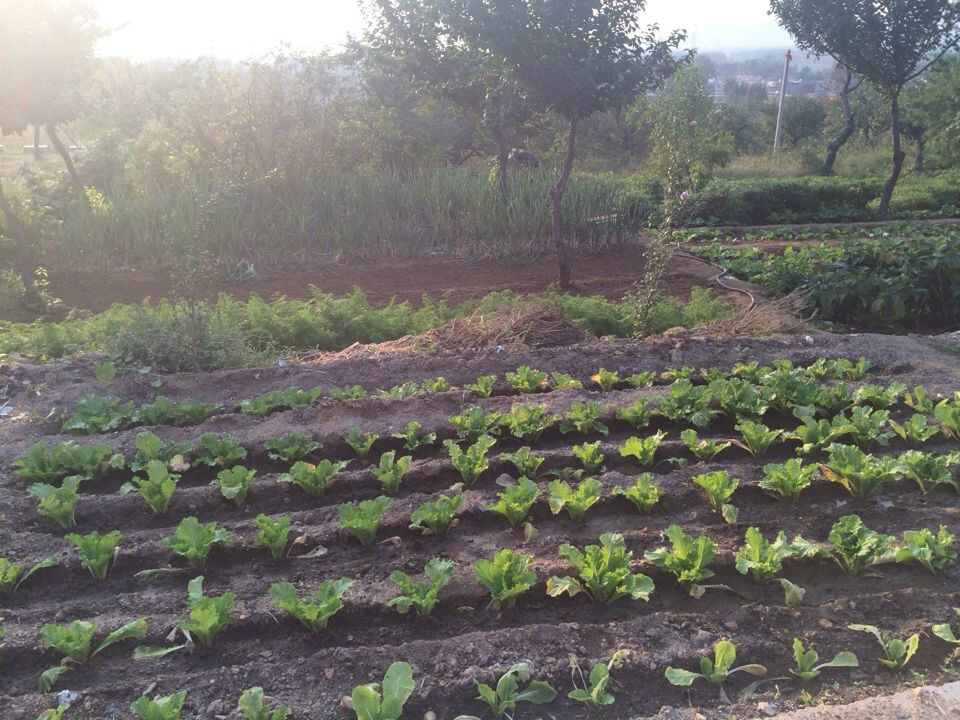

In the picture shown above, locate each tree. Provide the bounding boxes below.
[412,0,687,287]
[765,96,827,147]
[900,55,960,172]
[769,0,960,216]
[823,65,862,173]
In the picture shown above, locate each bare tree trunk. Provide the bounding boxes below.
[878,95,906,219]
[550,116,578,289]
[824,69,857,173]
[46,123,88,206]
[0,176,44,308]
[913,130,926,173]
[493,127,510,196]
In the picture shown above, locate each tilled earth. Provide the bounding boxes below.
[1,332,959,720]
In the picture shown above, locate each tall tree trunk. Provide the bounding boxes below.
[493,127,510,196]
[0,176,44,308]
[550,116,578,290]
[913,129,926,173]
[46,123,88,206]
[823,69,857,173]
[878,95,906,219]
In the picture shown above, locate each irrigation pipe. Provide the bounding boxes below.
[671,247,757,313]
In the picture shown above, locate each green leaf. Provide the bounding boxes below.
[38,666,72,693]
[665,666,701,686]
[91,618,148,658]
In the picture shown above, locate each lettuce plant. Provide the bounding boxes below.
[376,382,419,399]
[904,385,935,413]
[932,610,960,648]
[350,661,414,720]
[474,549,536,610]
[66,530,121,580]
[852,382,905,409]
[330,384,367,400]
[789,639,858,682]
[898,450,958,493]
[164,517,234,566]
[560,401,609,435]
[499,447,544,477]
[180,576,235,647]
[708,378,771,421]
[656,379,714,428]
[269,579,354,632]
[613,474,661,514]
[506,366,548,393]
[680,429,730,462]
[392,421,436,451]
[135,396,219,427]
[254,514,292,559]
[735,527,818,605]
[895,526,957,574]
[470,662,556,719]
[499,403,556,443]
[238,687,291,720]
[28,477,82,528]
[421,377,451,393]
[692,471,739,524]
[731,361,768,383]
[40,618,147,691]
[889,414,938,447]
[547,477,602,521]
[409,485,464,535]
[761,367,820,412]
[278,459,349,496]
[572,441,605,471]
[665,640,767,691]
[789,414,849,454]
[550,371,582,390]
[62,394,135,434]
[130,691,186,720]
[15,441,121,482]
[935,398,960,440]
[644,525,724,597]
[821,444,903,499]
[619,431,667,467]
[848,624,919,671]
[759,459,818,503]
[445,435,496,485]
[734,420,781,458]
[338,496,391,545]
[213,465,255,505]
[465,374,496,397]
[626,371,655,388]
[568,652,628,708]
[344,427,379,459]
[613,400,654,429]
[822,515,895,576]
[449,406,501,441]
[0,556,57,593]
[264,432,322,462]
[815,382,855,416]
[488,477,540,527]
[547,533,654,604]
[371,451,412,494]
[194,433,247,467]
[841,406,893,448]
[388,557,454,616]
[131,432,192,473]
[591,368,618,391]
[237,386,323,417]
[661,366,695,382]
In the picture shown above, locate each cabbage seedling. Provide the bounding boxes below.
[613,400,654,429]
[15,440,120,482]
[130,431,192,472]
[278,459,349,496]
[822,515,895,576]
[692,470,739,524]
[66,530,121,580]
[550,372,582,389]
[62,394,135,434]
[568,651,629,708]
[788,638,858,682]
[344,428,379,459]
[410,485,464,535]
[759,459,818,504]
[848,624,919,671]
[547,533,654,604]
[238,687,291,720]
[499,447,544,477]
[620,431,667,467]
[445,435,496,485]
[338,496,391,545]
[935,398,960,440]
[330,384,367,401]
[474,549,536,610]
[665,640,767,693]
[465,374,496,397]
[213,465,255,505]
[560,401,608,435]
[547,477,602,522]
[164,517,234,567]
[591,368,618,391]
[40,618,147,691]
[449,406,501,441]
[821,444,903,499]
[388,557,454,616]
[506,366,548,393]
[28,477,82,528]
[488,477,540,527]
[254,514,292,559]
[895,526,957,574]
[625,371,655,388]
[0,556,57,593]
[889,414,938,448]
[734,420,781,458]
[194,433,247,468]
[180,576,235,647]
[130,691,186,720]
[499,403,556,443]
[572,441,605,471]
[613,474,661,514]
[680,429,730,462]
[467,662,556,719]
[645,525,727,597]
[349,661,414,720]
[899,450,958,493]
[391,421,436,451]
[269,579,354,632]
[264,432,322,462]
[371,451,412,494]
[656,379,714,428]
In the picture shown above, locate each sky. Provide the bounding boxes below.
[91,0,794,61]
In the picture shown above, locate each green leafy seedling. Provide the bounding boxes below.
[550,372,582,389]
[848,624,920,671]
[466,662,556,719]
[66,530,121,580]
[547,477,602,522]
[613,473,661,514]
[130,691,186,720]
[238,687,291,720]
[465,374,496,397]
[823,515,895,577]
[821,444,902,499]
[890,414,939,448]
[278,459,349,496]
[547,533,654,604]
[130,431,192,473]
[613,400,654,429]
[410,485,464,536]
[568,652,629,708]
[449,406,501,441]
[371,451,412,494]
[0,556,58,593]
[620,431,667,467]
[388,557,454,616]
[759,459,818,504]
[338,496,391,545]
[626,371,655,388]
[935,398,960,440]
[560,401,609,435]
[499,447,544,477]
[680,429,730,461]
[499,403,556,443]
[28,477,82,529]
[445,435,496,485]
[899,450,959,493]
[180,576,235,647]
[692,470,739,524]
[789,638,858,682]
[213,465,255,505]
[40,618,147,691]
[645,524,727,597]
[254,514,292,559]
[269,579,354,632]
[506,366,548,393]
[163,517,234,567]
[488,476,540,527]
[264,432,322,462]
[591,368,618,391]
[734,420,781,458]
[349,661,414,720]
[195,433,247,468]
[665,640,767,695]
[572,441,605,471]
[344,427,379,460]
[392,421,436,451]
[895,526,957,574]
[474,549,536,610]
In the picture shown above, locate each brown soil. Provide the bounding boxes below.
[1,244,748,323]
[1,333,959,720]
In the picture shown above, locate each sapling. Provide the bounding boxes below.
[254,514,292,559]
[409,485,464,535]
[344,427,379,459]
[278,459,349,496]
[238,687,291,720]
[28,477,82,528]
[338,496,391,545]
[591,368,618,391]
[391,421,436,451]
[890,414,938,447]
[465,662,556,719]
[759,459,818,504]
[121,460,181,514]
[547,477,602,522]
[213,465,255,505]
[163,517,234,566]
[547,533,654,604]
[269,579,354,632]
[680,429,730,462]
[499,447,544,477]
[0,556,57,593]
[625,371,655,388]
[506,366,548,393]
[788,638,858,682]
[465,374,496,397]
[130,691,186,720]
[550,371,582,389]
[848,624,920,671]
[734,420,781,458]
[560,401,609,435]
[613,400,654,429]
[645,525,727,597]
[474,549,536,610]
[692,470,739,524]
[349,661,414,720]
[613,474,661,514]
[445,435,496,485]
[895,526,957,574]
[264,432,322,462]
[66,530,121,580]
[371,451,412,494]
[620,431,667,467]
[180,576,235,647]
[388,557,454,616]
[572,441,605,471]
[449,406,501,441]
[488,477,540,527]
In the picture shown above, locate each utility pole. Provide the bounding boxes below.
[773,49,792,154]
